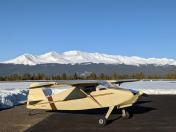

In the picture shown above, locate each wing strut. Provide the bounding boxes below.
[79,89,102,107]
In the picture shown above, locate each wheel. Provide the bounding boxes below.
[98,117,107,127]
[122,110,130,119]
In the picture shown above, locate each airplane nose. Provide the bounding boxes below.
[128,89,138,95]
[138,91,149,97]
[142,93,149,97]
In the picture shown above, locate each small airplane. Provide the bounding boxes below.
[27,80,144,127]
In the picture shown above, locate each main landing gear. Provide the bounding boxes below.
[98,106,114,127]
[98,107,130,127]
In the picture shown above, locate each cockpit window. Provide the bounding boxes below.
[42,88,53,97]
[96,85,108,91]
[81,86,96,94]
[98,81,114,88]
[42,85,71,97]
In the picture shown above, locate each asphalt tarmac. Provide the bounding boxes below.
[1,95,176,132]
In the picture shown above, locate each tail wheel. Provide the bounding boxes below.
[98,117,107,127]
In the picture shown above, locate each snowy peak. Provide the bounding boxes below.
[2,51,176,66]
[3,54,39,65]
[63,50,82,56]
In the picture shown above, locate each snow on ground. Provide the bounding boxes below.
[0,81,176,109]
[120,80,176,94]
[0,82,31,109]
[0,89,28,109]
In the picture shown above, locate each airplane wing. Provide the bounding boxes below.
[57,80,140,86]
[29,82,56,89]
[29,79,139,89]
[29,80,99,89]
[48,79,139,86]
[107,79,139,86]
[57,80,99,87]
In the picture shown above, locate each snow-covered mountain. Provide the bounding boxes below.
[2,50,176,66]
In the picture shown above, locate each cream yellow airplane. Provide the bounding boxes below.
[27,80,144,127]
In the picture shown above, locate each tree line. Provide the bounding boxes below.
[1,72,176,81]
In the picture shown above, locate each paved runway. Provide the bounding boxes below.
[26,95,176,132]
[1,95,176,132]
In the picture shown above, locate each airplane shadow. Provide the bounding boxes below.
[106,104,156,126]
[128,105,156,115]
[135,100,152,105]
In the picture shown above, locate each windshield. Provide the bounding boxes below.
[98,80,115,88]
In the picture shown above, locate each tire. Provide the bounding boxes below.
[122,111,130,119]
[98,117,107,127]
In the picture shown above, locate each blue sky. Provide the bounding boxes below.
[0,0,176,61]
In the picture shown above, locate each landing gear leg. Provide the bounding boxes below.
[121,109,130,119]
[98,106,114,127]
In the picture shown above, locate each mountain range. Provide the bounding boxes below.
[0,51,176,76]
[2,51,176,66]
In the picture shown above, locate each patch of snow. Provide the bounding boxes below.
[0,82,31,109]
[0,89,28,109]
[120,80,176,95]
